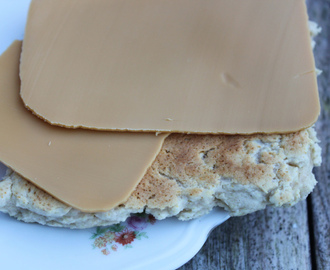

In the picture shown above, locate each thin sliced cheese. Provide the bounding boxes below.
[0,41,167,212]
[20,0,319,134]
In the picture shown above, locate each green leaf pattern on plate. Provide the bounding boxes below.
[91,213,156,255]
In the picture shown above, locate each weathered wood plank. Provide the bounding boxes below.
[307,0,330,269]
[179,1,330,269]
[179,202,311,270]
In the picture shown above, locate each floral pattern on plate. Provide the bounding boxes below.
[90,213,156,255]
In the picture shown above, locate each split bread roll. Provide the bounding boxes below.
[0,10,322,229]
[0,128,321,228]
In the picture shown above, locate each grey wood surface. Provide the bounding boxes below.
[178,1,330,269]
[309,0,330,269]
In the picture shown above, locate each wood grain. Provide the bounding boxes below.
[308,0,330,269]
[179,202,311,270]
[178,0,330,269]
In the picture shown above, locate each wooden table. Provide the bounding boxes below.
[179,1,330,269]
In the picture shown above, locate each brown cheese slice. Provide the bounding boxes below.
[20,0,319,134]
[0,41,167,212]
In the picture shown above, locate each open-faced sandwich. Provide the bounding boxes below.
[0,0,322,229]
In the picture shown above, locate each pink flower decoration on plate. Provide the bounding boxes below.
[111,244,118,251]
[127,216,147,230]
[91,213,157,255]
[101,249,110,255]
[94,237,107,248]
[115,229,136,246]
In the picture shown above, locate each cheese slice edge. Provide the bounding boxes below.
[20,0,320,134]
[0,40,167,212]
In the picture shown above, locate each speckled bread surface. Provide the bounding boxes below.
[0,22,322,229]
[0,127,321,229]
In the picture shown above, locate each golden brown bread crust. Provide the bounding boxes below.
[126,129,319,209]
[0,21,322,229]
[0,127,320,228]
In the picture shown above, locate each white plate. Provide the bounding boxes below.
[0,164,229,270]
[0,1,230,269]
[0,201,228,270]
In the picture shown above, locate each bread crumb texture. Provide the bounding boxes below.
[0,21,321,228]
[0,127,321,228]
